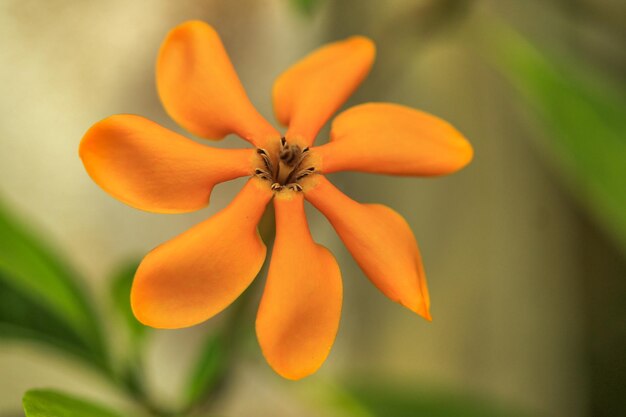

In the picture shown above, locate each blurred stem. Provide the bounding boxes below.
[184,283,260,416]
[95,354,170,417]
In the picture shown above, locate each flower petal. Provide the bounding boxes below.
[305,176,430,320]
[273,36,375,146]
[131,178,272,329]
[316,103,473,176]
[80,114,254,213]
[157,20,279,147]
[256,192,342,380]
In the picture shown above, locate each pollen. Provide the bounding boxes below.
[255,137,316,192]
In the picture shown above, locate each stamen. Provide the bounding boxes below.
[274,157,281,181]
[254,168,272,181]
[254,169,272,181]
[255,140,316,193]
[279,137,309,168]
[283,151,311,184]
[279,145,301,167]
[256,148,274,173]
[295,167,315,181]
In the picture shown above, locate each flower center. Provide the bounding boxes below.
[254,137,316,192]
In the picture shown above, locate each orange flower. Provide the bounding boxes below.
[79,21,472,380]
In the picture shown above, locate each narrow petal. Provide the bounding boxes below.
[157,20,279,147]
[256,192,342,380]
[316,103,473,176]
[80,115,254,213]
[131,178,272,329]
[306,176,430,320]
[273,36,375,146]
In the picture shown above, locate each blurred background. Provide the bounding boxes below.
[0,0,624,416]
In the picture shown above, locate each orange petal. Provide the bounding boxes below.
[80,114,254,213]
[306,176,430,320]
[131,178,272,329]
[316,103,473,176]
[273,36,375,146]
[157,21,279,147]
[256,192,342,380]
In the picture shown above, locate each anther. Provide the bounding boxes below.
[295,168,315,181]
[254,170,271,182]
[256,148,274,174]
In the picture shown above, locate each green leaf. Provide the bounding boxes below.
[480,20,626,254]
[0,199,107,366]
[0,274,100,364]
[109,260,147,343]
[184,332,228,406]
[290,0,322,16]
[332,381,532,417]
[23,389,126,417]
[181,277,264,410]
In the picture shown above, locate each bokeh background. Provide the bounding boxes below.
[1,1,625,416]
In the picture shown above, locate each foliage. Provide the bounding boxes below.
[0,274,99,365]
[333,381,533,417]
[23,390,125,417]
[290,0,322,17]
[0,196,256,416]
[184,333,228,408]
[109,261,148,345]
[0,201,108,369]
[481,20,626,254]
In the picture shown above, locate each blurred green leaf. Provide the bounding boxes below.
[181,284,262,411]
[108,261,151,402]
[481,20,626,254]
[184,332,228,407]
[290,0,322,16]
[333,381,532,417]
[23,389,125,417]
[0,200,107,366]
[0,274,101,364]
[109,260,147,343]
